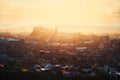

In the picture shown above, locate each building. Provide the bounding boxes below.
[30,27,58,41]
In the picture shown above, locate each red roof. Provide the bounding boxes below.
[86,44,98,49]
[104,43,112,48]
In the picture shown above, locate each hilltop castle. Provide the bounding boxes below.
[30,27,57,39]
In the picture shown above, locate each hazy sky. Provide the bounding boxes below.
[0,0,120,33]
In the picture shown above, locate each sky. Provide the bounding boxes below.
[0,0,120,33]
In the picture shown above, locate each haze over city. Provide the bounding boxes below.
[1,1,120,80]
[0,0,120,33]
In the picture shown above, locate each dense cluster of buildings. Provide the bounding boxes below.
[0,27,120,79]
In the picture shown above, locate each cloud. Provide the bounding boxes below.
[0,0,120,28]
[112,8,120,21]
[0,0,4,17]
[117,8,120,17]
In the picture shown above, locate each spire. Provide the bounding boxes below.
[54,26,58,35]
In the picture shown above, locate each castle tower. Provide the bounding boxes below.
[54,27,58,35]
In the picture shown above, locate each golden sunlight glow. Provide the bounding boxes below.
[0,0,120,33]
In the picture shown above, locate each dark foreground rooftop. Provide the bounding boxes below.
[0,71,111,80]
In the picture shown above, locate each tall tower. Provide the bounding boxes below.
[54,27,58,35]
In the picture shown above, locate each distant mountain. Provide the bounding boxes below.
[0,25,120,34]
[0,26,33,33]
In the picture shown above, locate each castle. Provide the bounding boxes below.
[30,27,57,39]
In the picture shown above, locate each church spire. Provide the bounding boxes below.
[54,26,58,35]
